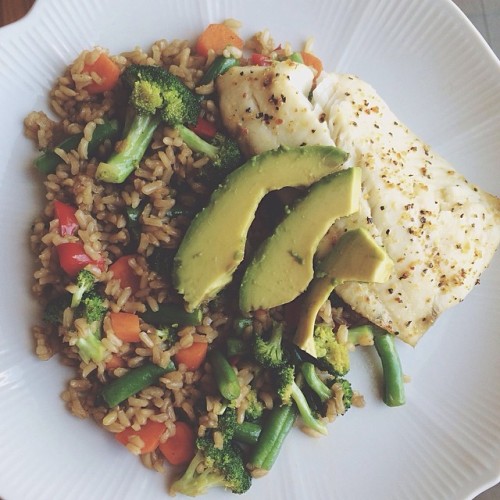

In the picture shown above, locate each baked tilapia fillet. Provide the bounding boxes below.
[217,62,500,346]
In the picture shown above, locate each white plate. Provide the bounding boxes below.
[0,0,499,499]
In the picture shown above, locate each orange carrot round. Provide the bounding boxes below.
[159,421,196,465]
[110,312,141,342]
[301,51,323,76]
[174,341,208,371]
[115,420,166,454]
[195,24,243,57]
[109,255,140,293]
[83,53,121,94]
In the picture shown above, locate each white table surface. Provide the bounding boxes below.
[452,2,500,498]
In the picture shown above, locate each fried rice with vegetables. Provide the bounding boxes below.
[26,20,401,496]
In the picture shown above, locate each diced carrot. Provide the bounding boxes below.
[159,421,196,465]
[301,51,323,76]
[174,341,208,371]
[115,420,166,454]
[110,312,141,342]
[195,23,244,57]
[83,53,121,94]
[105,354,126,370]
[109,255,140,293]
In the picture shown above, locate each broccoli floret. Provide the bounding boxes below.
[82,290,107,325]
[123,64,200,126]
[275,365,294,405]
[177,126,243,179]
[334,378,353,412]
[43,293,72,324]
[217,406,237,441]
[74,291,107,363]
[155,326,178,350]
[275,365,327,435]
[313,324,350,376]
[244,389,264,421]
[75,324,106,364]
[171,432,251,496]
[70,269,96,308]
[96,64,201,183]
[253,322,286,368]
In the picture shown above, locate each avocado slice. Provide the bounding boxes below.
[173,145,349,310]
[239,167,362,312]
[294,228,394,355]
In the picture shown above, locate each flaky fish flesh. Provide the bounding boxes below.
[217,64,500,345]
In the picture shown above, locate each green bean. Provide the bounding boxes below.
[248,404,297,471]
[35,119,120,175]
[233,421,262,445]
[141,303,202,327]
[101,360,175,407]
[208,349,241,400]
[373,330,406,407]
[198,56,239,86]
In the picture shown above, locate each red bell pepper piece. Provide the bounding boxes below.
[250,53,272,66]
[56,242,103,277]
[190,116,217,140]
[53,200,79,236]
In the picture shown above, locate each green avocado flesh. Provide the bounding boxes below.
[294,227,394,355]
[239,167,362,313]
[173,145,349,310]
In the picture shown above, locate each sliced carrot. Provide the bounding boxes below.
[83,53,121,94]
[110,312,141,342]
[115,420,166,454]
[195,23,244,57]
[301,51,323,76]
[159,421,196,465]
[109,255,140,293]
[174,341,208,371]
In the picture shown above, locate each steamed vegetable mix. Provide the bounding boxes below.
[96,64,201,183]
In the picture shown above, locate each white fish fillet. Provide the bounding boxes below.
[216,60,334,157]
[217,65,500,345]
[312,73,500,345]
